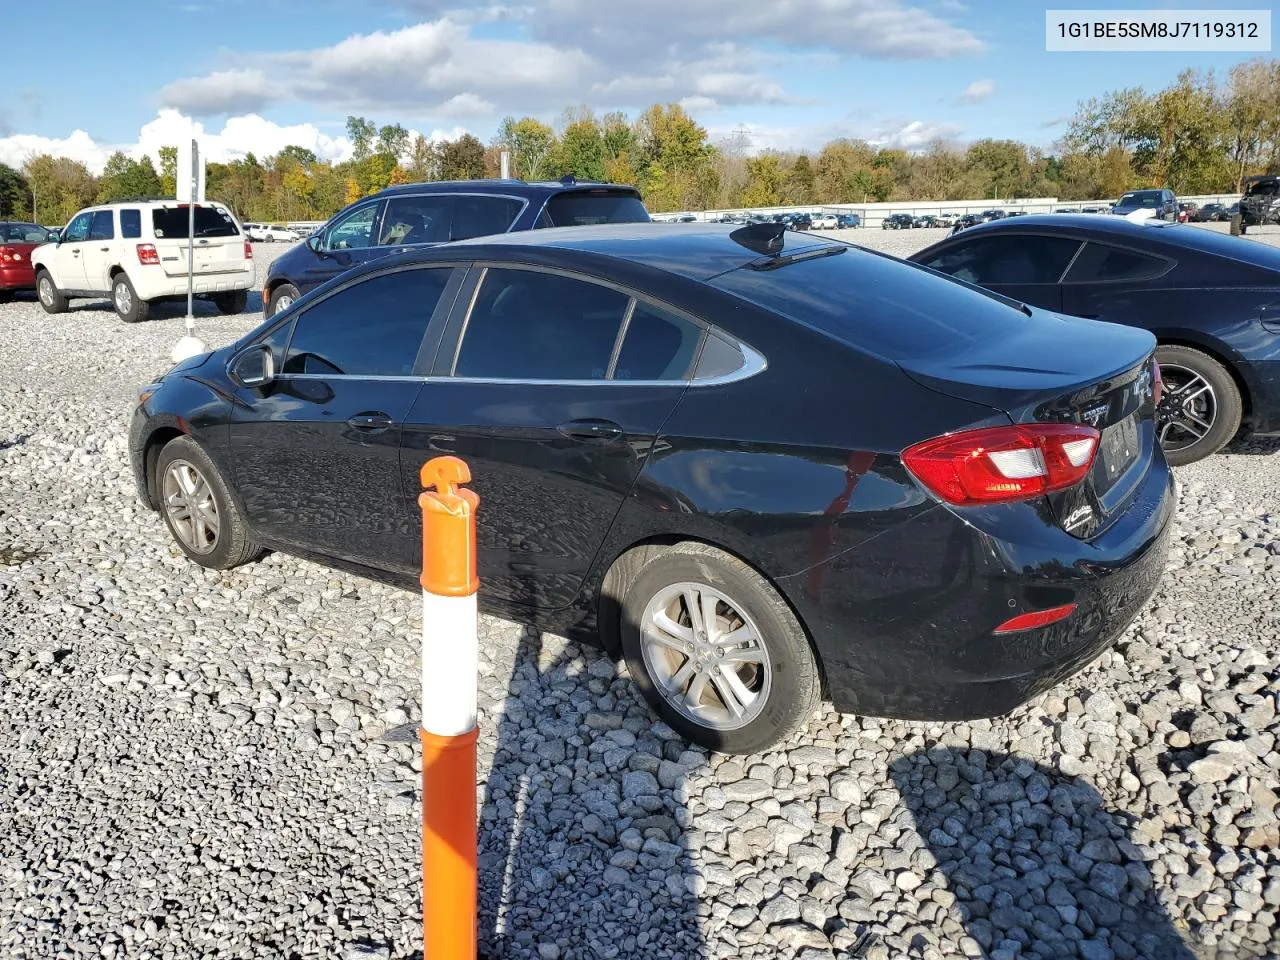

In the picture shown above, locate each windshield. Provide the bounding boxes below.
[0,222,49,243]
[543,191,650,226]
[1118,191,1161,207]
[152,205,241,239]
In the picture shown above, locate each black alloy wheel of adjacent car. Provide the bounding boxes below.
[1153,345,1242,467]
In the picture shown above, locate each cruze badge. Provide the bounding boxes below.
[1081,402,1109,427]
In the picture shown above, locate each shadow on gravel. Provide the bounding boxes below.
[891,748,1197,960]
[1224,434,1280,456]
[477,626,706,960]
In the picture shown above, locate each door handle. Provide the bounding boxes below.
[72,250,81,256]
[346,412,395,432]
[556,418,624,441]
[100,246,110,252]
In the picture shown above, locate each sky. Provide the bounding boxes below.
[0,0,1268,173]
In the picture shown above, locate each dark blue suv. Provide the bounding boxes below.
[262,177,650,316]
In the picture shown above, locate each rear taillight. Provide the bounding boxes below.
[0,246,19,263]
[1152,360,1162,406]
[136,244,160,265]
[903,423,1100,505]
[244,239,253,259]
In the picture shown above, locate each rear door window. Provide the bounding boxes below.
[454,268,630,380]
[1063,243,1171,283]
[379,196,453,245]
[88,210,115,241]
[451,196,523,240]
[281,267,453,376]
[120,209,142,239]
[152,206,239,239]
[542,191,650,226]
[917,235,1081,285]
[613,302,702,381]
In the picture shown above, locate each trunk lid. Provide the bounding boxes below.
[152,204,247,277]
[897,309,1158,538]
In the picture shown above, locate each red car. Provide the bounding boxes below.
[0,221,57,302]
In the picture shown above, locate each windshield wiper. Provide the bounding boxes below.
[747,245,847,271]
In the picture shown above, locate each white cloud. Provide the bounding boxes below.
[0,109,361,173]
[957,78,994,104]
[868,119,964,149]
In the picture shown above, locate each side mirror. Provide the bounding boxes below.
[307,235,321,252]
[229,344,274,388]
[48,231,61,244]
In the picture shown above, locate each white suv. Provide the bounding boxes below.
[31,201,254,323]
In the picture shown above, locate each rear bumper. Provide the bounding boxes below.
[783,450,1175,721]
[0,263,36,290]
[136,265,254,300]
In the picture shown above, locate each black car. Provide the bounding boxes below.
[131,222,1172,753]
[1112,188,1178,221]
[261,177,650,316]
[1239,175,1280,234]
[911,214,1280,465]
[787,214,813,231]
[949,213,985,234]
[913,215,940,228]
[979,209,1007,222]
[1199,202,1229,222]
[881,214,915,230]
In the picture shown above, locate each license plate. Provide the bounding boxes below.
[1099,414,1139,484]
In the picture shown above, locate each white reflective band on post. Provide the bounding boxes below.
[421,590,479,737]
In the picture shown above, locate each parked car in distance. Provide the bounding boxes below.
[811,214,838,230]
[0,221,60,301]
[260,224,301,242]
[1198,202,1229,222]
[910,214,1280,465]
[882,213,916,230]
[787,214,813,231]
[1081,206,1108,215]
[1055,207,1081,214]
[262,178,651,316]
[979,209,1007,222]
[949,213,984,233]
[1112,188,1178,220]
[241,222,269,242]
[1239,175,1280,234]
[31,201,253,322]
[1005,211,1028,218]
[1177,202,1200,223]
[913,215,940,228]
[836,213,861,229]
[131,221,1172,753]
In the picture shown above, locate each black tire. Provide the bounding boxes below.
[1155,344,1243,467]
[267,282,301,317]
[111,273,150,323]
[36,270,67,314]
[0,290,12,304]
[212,290,249,315]
[154,435,262,570]
[1231,215,1243,236]
[615,541,821,754]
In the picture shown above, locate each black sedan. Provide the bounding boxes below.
[881,214,915,230]
[911,215,1280,465]
[130,222,1172,753]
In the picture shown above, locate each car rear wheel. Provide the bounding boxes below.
[616,541,821,754]
[212,290,248,315]
[112,273,149,323]
[0,291,12,304]
[1154,344,1242,466]
[155,436,262,569]
[267,283,300,317]
[36,271,67,314]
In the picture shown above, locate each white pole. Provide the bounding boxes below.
[500,150,511,179]
[186,138,196,332]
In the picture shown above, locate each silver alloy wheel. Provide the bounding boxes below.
[639,581,772,731]
[1156,362,1217,452]
[114,280,132,315]
[162,459,220,554]
[273,294,294,315]
[38,276,53,307]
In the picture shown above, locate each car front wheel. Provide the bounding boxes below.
[155,436,262,569]
[267,283,301,317]
[616,541,821,754]
[1154,344,1243,466]
[36,271,68,314]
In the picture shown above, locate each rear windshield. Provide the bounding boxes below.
[1246,179,1279,196]
[151,205,240,239]
[1158,224,1280,271]
[543,191,650,227]
[0,222,47,243]
[711,245,1032,363]
[1118,191,1162,207]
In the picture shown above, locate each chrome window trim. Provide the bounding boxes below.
[604,299,637,380]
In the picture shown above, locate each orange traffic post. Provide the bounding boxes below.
[418,456,481,960]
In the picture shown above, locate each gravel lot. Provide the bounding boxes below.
[2,226,1279,960]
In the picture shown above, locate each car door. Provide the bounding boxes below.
[54,211,93,290]
[82,209,116,293]
[400,264,703,609]
[913,233,1081,312]
[227,263,465,569]
[1059,241,1175,325]
[295,200,387,294]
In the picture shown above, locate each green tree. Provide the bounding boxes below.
[23,155,97,224]
[158,146,177,197]
[0,163,31,218]
[964,139,1032,198]
[406,134,439,182]
[815,139,877,203]
[438,134,486,180]
[549,107,606,181]
[784,154,816,204]
[495,116,555,180]
[346,116,377,162]
[376,124,409,163]
[96,152,163,203]
[277,145,318,169]
[741,153,783,207]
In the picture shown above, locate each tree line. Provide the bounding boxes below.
[1,60,1277,226]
